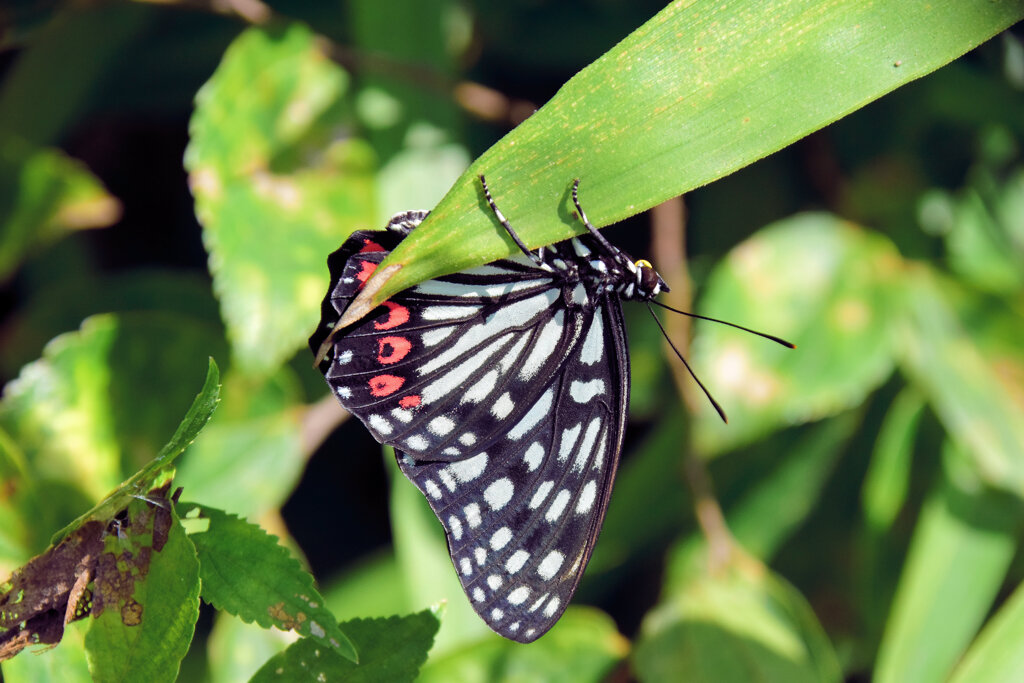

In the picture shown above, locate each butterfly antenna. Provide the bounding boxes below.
[646,302,728,423]
[650,300,796,349]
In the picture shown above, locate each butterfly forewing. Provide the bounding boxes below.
[310,211,630,643]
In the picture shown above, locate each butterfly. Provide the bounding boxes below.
[309,176,792,642]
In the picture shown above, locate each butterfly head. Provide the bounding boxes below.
[633,258,669,300]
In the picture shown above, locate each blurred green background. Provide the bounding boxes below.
[1,1,1023,681]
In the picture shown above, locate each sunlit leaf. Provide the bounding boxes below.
[355,0,1023,314]
[692,214,899,454]
[180,503,356,662]
[186,22,377,375]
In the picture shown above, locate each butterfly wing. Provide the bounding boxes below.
[311,219,630,642]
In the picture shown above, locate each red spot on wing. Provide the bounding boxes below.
[399,395,421,408]
[369,374,404,397]
[374,301,410,330]
[377,336,412,364]
[356,260,377,286]
[360,239,386,253]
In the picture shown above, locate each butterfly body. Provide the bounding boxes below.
[310,188,667,642]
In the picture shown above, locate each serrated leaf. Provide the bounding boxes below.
[874,441,1023,683]
[186,22,377,375]
[417,607,627,683]
[692,214,899,454]
[249,610,439,683]
[83,502,200,683]
[635,556,840,683]
[180,503,356,663]
[353,0,1023,315]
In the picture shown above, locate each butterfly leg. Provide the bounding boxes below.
[570,178,621,257]
[479,175,551,270]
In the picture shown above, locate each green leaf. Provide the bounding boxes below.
[861,386,927,533]
[692,214,899,454]
[896,266,1024,495]
[418,607,627,683]
[635,557,841,683]
[354,0,1022,313]
[48,356,220,545]
[0,138,119,280]
[185,22,377,375]
[249,610,440,683]
[174,368,304,521]
[179,503,356,663]
[84,504,201,683]
[874,441,1023,683]
[949,580,1024,683]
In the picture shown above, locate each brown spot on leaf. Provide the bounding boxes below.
[268,602,308,631]
[121,599,143,626]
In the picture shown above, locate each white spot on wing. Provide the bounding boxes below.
[507,586,531,605]
[508,389,554,440]
[336,386,351,399]
[428,416,455,436]
[459,433,477,446]
[447,452,488,483]
[505,550,530,574]
[405,435,429,451]
[545,489,571,522]
[475,547,486,565]
[491,607,505,621]
[463,369,498,403]
[368,415,392,436]
[336,350,353,365]
[460,558,472,575]
[569,379,605,403]
[484,478,514,510]
[424,480,441,499]
[572,418,602,472]
[570,283,587,305]
[523,442,544,471]
[492,392,514,419]
[537,550,564,580]
[421,305,480,321]
[473,587,485,602]
[490,527,512,550]
[448,515,463,541]
[464,503,482,528]
[391,407,413,423]
[580,312,604,365]
[529,481,554,509]
[487,575,503,590]
[519,311,564,380]
[543,596,561,618]
[577,480,597,514]
[558,423,582,461]
[421,326,456,346]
